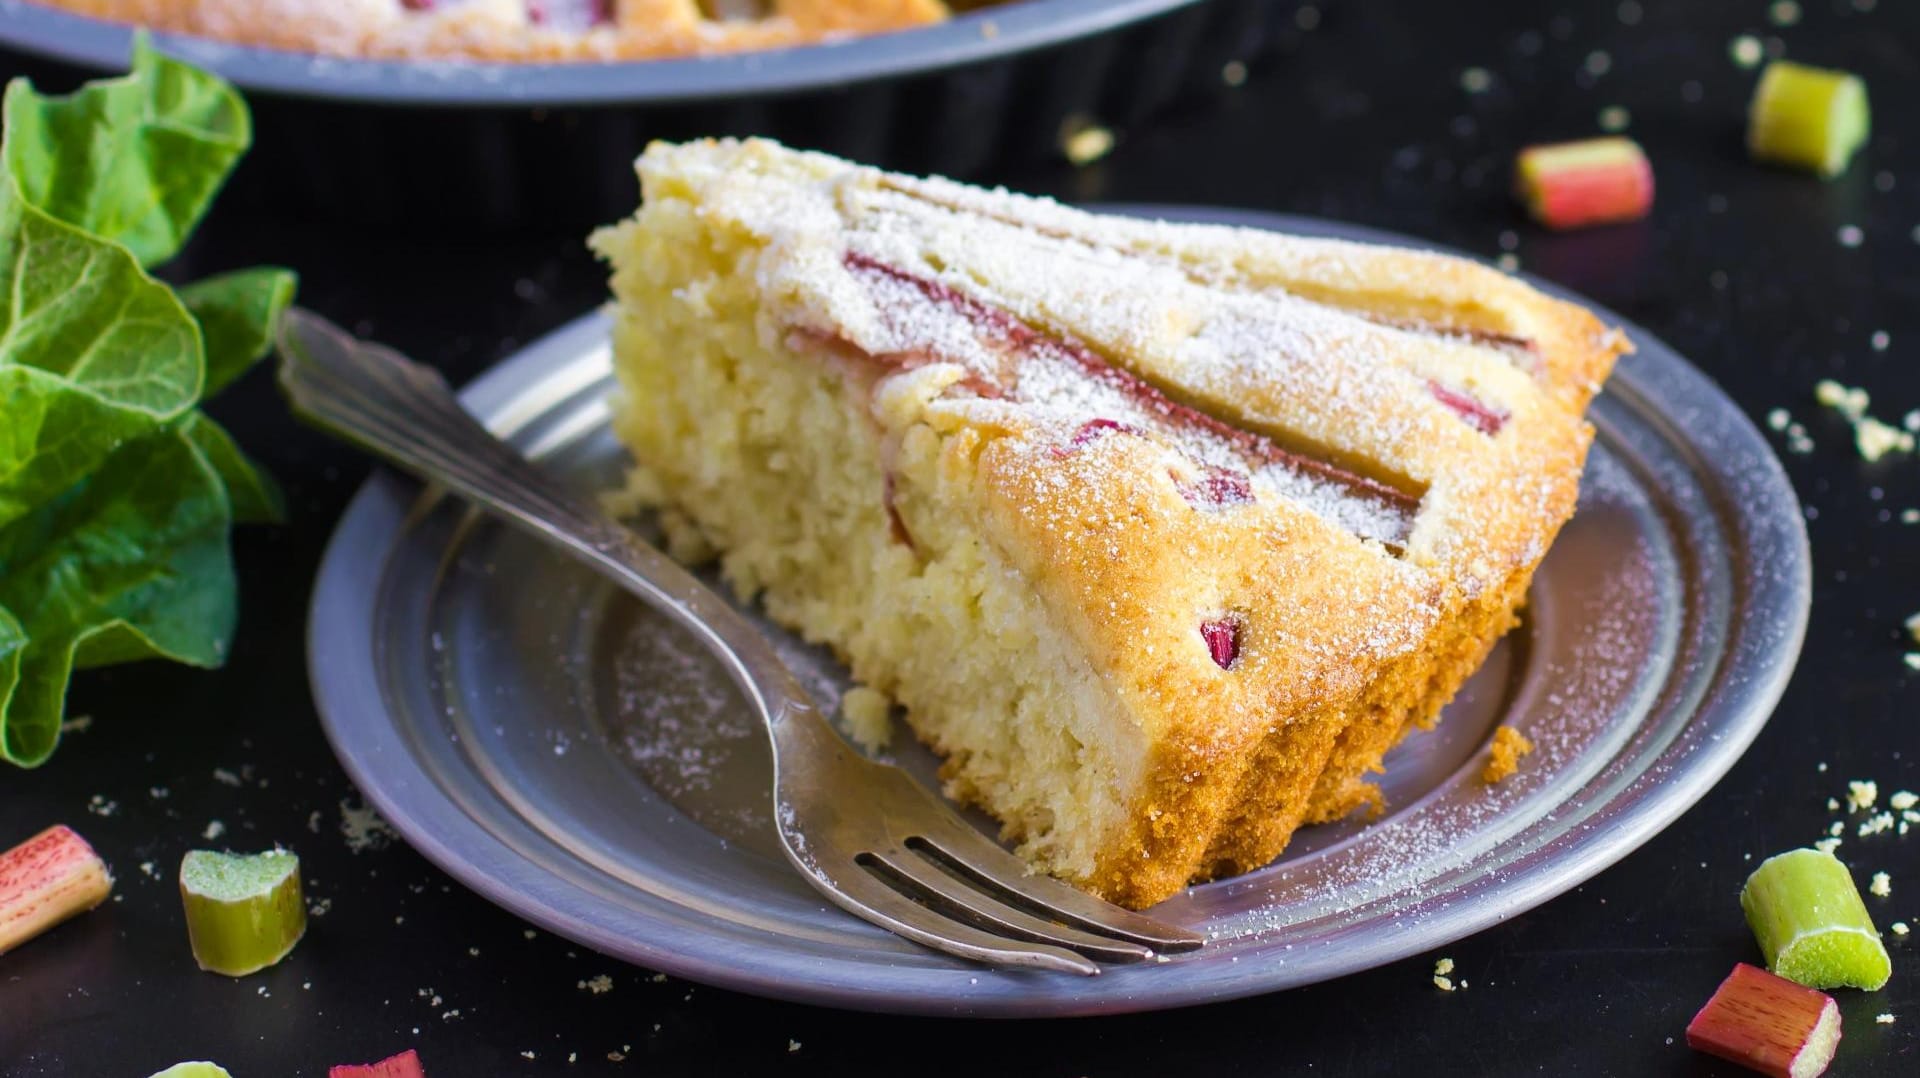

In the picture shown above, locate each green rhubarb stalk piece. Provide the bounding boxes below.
[1747,60,1870,178]
[149,1065,234,1078]
[1741,848,1891,990]
[179,848,306,977]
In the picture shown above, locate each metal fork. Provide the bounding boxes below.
[275,308,1205,975]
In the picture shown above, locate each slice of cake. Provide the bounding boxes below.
[591,139,1626,909]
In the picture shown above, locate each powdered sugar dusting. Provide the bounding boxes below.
[839,254,1419,548]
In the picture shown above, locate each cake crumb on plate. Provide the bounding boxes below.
[1481,726,1534,783]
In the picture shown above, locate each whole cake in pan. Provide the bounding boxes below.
[591,139,1626,909]
[32,0,985,61]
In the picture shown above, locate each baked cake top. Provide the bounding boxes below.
[636,137,1625,586]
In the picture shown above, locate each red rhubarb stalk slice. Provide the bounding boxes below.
[1686,963,1841,1078]
[330,1049,426,1078]
[1426,381,1507,436]
[1200,618,1241,669]
[1175,465,1256,510]
[0,824,113,955]
[1053,418,1140,457]
[1515,137,1654,230]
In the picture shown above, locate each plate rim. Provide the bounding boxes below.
[0,0,1199,107]
[305,208,1811,1016]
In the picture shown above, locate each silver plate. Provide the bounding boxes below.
[307,210,1809,1017]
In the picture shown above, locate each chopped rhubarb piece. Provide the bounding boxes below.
[527,0,615,28]
[1052,418,1140,458]
[1515,137,1654,230]
[0,824,112,956]
[1742,848,1891,990]
[330,1049,427,1078]
[1069,418,1136,449]
[1200,618,1241,669]
[180,848,306,977]
[1747,61,1870,178]
[1427,381,1507,435]
[1687,963,1841,1078]
[149,1066,234,1078]
[1176,465,1255,509]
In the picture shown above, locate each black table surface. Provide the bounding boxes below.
[4,1,1918,1075]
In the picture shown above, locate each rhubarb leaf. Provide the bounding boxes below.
[0,427,236,765]
[180,413,283,526]
[0,607,23,724]
[181,266,297,397]
[0,44,287,767]
[1,35,248,268]
[0,188,204,530]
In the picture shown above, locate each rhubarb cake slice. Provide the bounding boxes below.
[591,139,1626,909]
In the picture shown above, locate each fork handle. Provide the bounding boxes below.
[274,307,830,744]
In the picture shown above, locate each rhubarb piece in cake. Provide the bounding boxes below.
[592,139,1625,908]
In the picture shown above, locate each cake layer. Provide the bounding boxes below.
[592,139,1626,907]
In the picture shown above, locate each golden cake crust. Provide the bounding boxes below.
[35,0,955,61]
[595,139,1627,907]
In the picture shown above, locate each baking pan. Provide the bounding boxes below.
[0,0,1291,231]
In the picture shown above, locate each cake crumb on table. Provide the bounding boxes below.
[1433,957,1459,990]
[1847,780,1879,812]
[1891,921,1910,936]
[1481,726,1534,784]
[1059,119,1115,167]
[1876,1013,1895,1025]
[1813,380,1915,460]
[1869,872,1892,898]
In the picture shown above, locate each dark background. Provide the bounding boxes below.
[4,0,1918,1074]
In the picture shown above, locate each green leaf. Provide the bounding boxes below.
[0,427,236,767]
[180,265,296,397]
[0,41,286,768]
[0,366,161,529]
[180,413,284,525]
[0,187,204,408]
[0,605,23,733]
[0,187,206,528]
[1,35,249,267]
